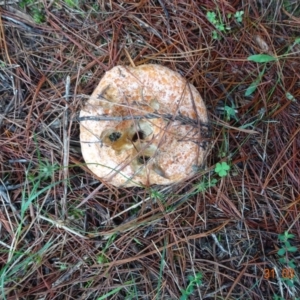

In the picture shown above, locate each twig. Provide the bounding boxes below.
[78,112,210,129]
[0,182,24,191]
[52,256,87,287]
[157,0,170,33]
[203,284,232,298]
[211,233,229,255]
[158,0,170,20]
[128,14,164,41]
[0,77,15,127]
[62,76,70,219]
[38,215,88,239]
[0,180,23,221]
[99,185,171,225]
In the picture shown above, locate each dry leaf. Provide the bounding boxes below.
[254,35,270,53]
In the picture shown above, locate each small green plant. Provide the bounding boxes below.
[245,37,300,98]
[68,205,84,219]
[206,10,244,39]
[273,295,300,300]
[64,0,79,9]
[91,3,100,12]
[277,231,298,288]
[206,11,228,39]
[0,60,6,67]
[278,231,297,268]
[0,241,54,299]
[150,189,165,202]
[214,162,230,177]
[285,92,296,102]
[57,262,69,271]
[28,137,60,181]
[96,280,133,300]
[180,272,202,300]
[234,11,244,23]
[195,177,217,193]
[283,0,300,16]
[19,0,45,24]
[244,54,277,97]
[150,188,175,212]
[39,160,59,179]
[224,104,238,121]
[155,240,167,300]
[96,233,117,264]
[97,253,109,264]
[32,7,45,23]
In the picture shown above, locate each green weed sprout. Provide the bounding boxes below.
[206,11,227,39]
[278,232,297,267]
[96,280,133,300]
[195,178,217,193]
[97,233,117,264]
[64,0,79,8]
[277,231,298,288]
[19,0,45,23]
[180,272,202,300]
[245,54,277,97]
[224,104,238,121]
[234,11,244,23]
[245,40,300,99]
[206,10,244,39]
[215,162,230,177]
[273,295,300,300]
[285,92,296,102]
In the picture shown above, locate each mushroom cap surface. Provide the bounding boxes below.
[80,64,209,187]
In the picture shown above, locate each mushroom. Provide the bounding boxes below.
[79,64,209,187]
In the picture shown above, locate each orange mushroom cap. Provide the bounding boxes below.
[80,64,209,187]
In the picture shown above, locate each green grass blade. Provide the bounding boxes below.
[247,54,277,63]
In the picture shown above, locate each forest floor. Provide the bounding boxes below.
[0,1,299,299]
